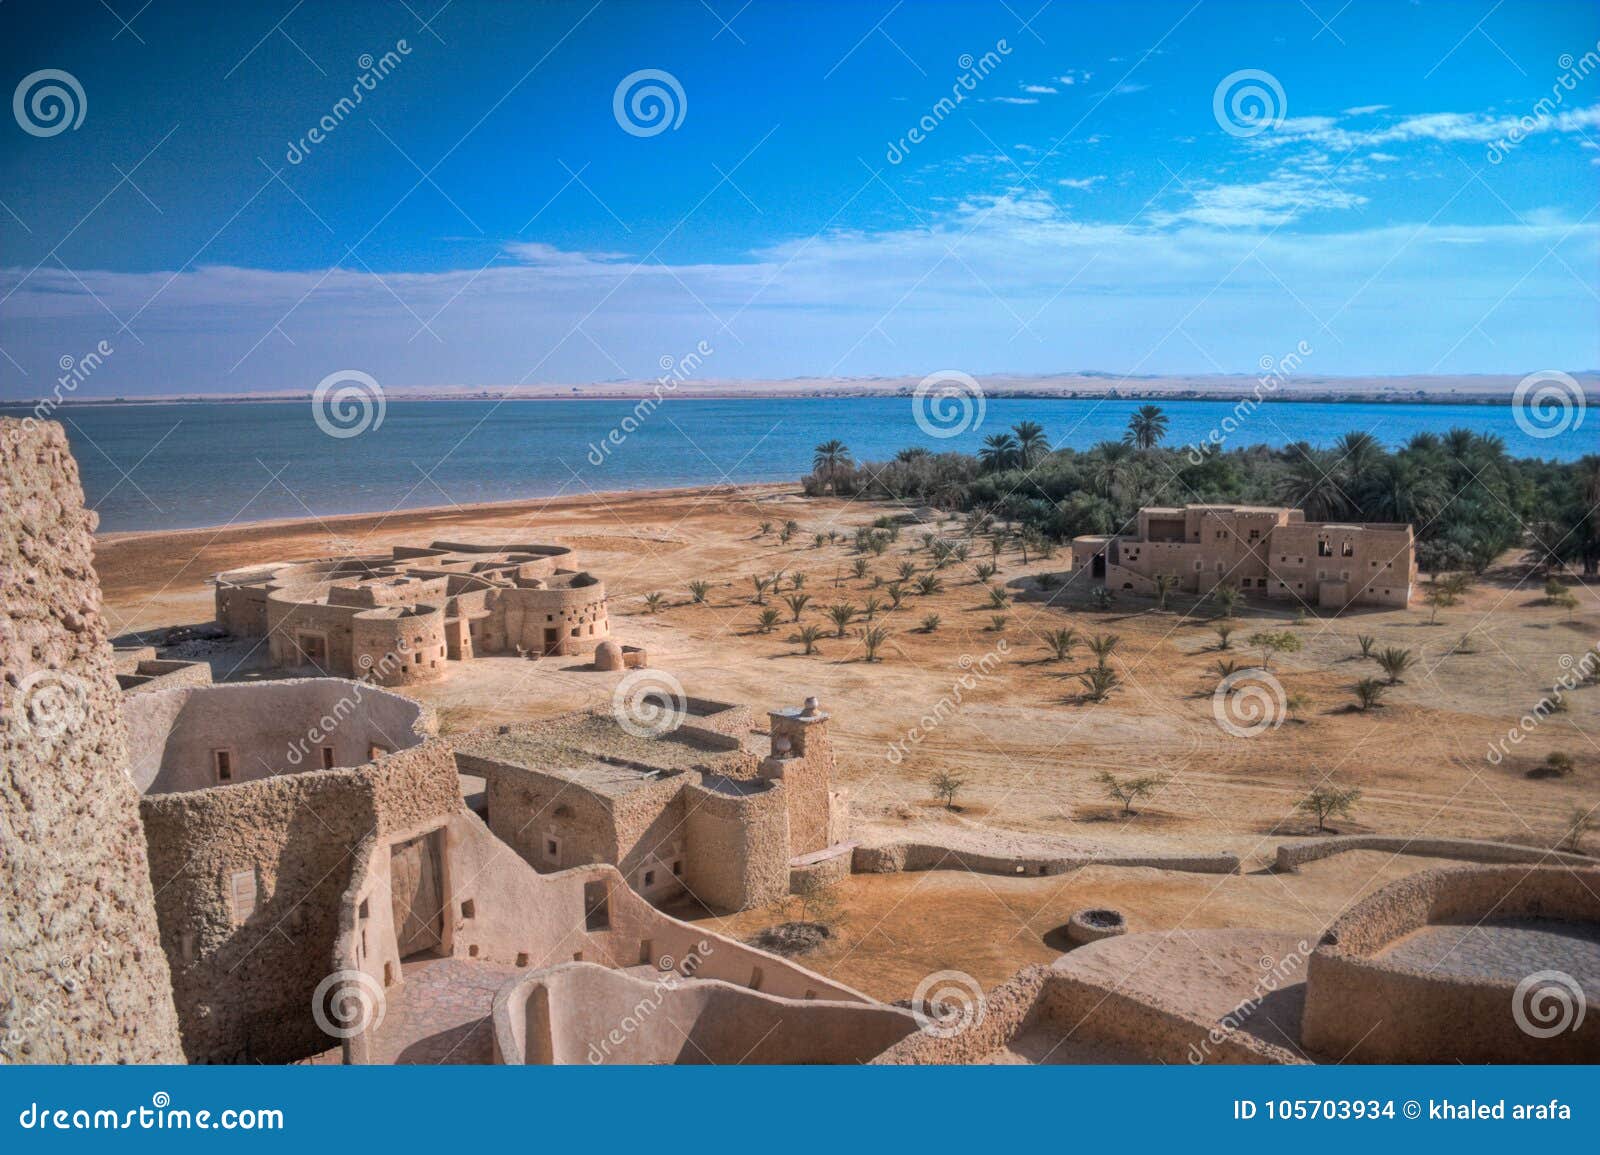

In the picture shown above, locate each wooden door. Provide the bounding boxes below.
[390,831,444,959]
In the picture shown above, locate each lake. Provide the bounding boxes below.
[3,395,1585,534]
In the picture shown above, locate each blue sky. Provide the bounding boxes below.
[1,0,1597,396]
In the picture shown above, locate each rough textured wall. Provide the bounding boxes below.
[139,737,457,1063]
[683,780,789,912]
[0,418,183,1063]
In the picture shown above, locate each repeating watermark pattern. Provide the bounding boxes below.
[885,641,1009,764]
[586,940,715,1063]
[13,69,86,137]
[912,369,985,439]
[613,69,686,137]
[9,669,90,747]
[1487,42,1600,163]
[611,669,688,738]
[1511,369,1585,440]
[1511,969,1586,1039]
[1485,642,1599,764]
[311,369,386,438]
[1,942,116,1060]
[1212,667,1286,739]
[1212,68,1286,138]
[885,40,1012,165]
[311,969,387,1039]
[910,969,986,1038]
[282,656,406,767]
[286,41,412,165]
[587,340,713,466]
[10,339,114,442]
[1188,939,1312,1062]
[1187,341,1311,463]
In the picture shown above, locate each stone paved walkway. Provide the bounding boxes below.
[367,956,523,1064]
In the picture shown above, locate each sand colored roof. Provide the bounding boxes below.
[452,710,747,798]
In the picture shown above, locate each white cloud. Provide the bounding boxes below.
[1022,84,1058,94]
[987,96,1038,105]
[1057,176,1105,190]
[1342,104,1390,116]
[4,194,1593,389]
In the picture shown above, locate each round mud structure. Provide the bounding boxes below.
[1067,908,1128,946]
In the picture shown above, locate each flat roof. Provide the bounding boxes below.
[452,710,747,798]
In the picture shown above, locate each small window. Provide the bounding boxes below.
[320,746,335,770]
[583,881,610,931]
[1248,529,1261,541]
[1317,539,1333,557]
[1341,540,1354,557]
[213,749,233,782]
[672,860,682,876]
[642,869,656,888]
[545,837,560,861]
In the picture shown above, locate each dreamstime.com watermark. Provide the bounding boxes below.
[885,641,1009,764]
[282,648,413,767]
[1187,341,1311,463]
[1,942,117,1061]
[6,340,114,444]
[910,969,986,1038]
[286,41,413,164]
[912,369,986,439]
[612,669,688,738]
[1511,970,1586,1039]
[587,340,713,466]
[1487,43,1600,163]
[6,669,91,751]
[613,69,686,137]
[1485,643,1598,764]
[885,40,1012,164]
[15,1094,283,1132]
[311,369,386,438]
[311,969,387,1039]
[586,941,716,1063]
[13,68,85,137]
[1511,369,1586,440]
[1211,667,1287,739]
[1212,68,1286,138]
[1188,939,1313,1062]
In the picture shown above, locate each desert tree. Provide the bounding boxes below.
[688,580,711,604]
[750,574,773,604]
[1248,630,1301,669]
[989,614,1008,632]
[643,592,665,614]
[987,585,1010,609]
[827,603,858,637]
[1087,633,1121,667]
[1094,770,1165,815]
[863,595,884,620]
[897,559,919,581]
[1356,633,1376,659]
[1124,405,1170,450]
[756,607,781,634]
[1210,584,1241,618]
[795,625,825,655]
[852,558,870,580]
[886,582,908,609]
[929,769,966,809]
[1214,622,1235,650]
[920,613,942,633]
[1090,585,1116,611]
[859,625,889,662]
[1298,785,1362,831]
[975,561,996,582]
[784,592,812,622]
[916,573,944,596]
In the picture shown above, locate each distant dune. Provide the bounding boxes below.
[7,371,1598,407]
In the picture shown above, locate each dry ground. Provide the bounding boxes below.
[94,483,1600,991]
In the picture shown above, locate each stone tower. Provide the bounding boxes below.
[0,418,183,1062]
[761,696,837,857]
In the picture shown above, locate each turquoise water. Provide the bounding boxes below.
[3,396,1585,533]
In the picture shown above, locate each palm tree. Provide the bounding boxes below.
[784,592,811,622]
[987,585,1009,609]
[1211,584,1241,619]
[859,625,889,661]
[1088,633,1120,667]
[1376,646,1414,684]
[827,603,858,637]
[863,595,884,620]
[812,440,852,495]
[979,432,1020,473]
[756,607,781,634]
[1152,573,1177,611]
[687,580,711,604]
[1124,404,1169,450]
[643,592,665,614]
[1214,622,1235,650]
[1354,678,1387,711]
[1333,430,1383,487]
[1044,628,1080,661]
[795,625,825,654]
[1091,441,1134,496]
[915,573,943,596]
[1277,446,1350,520]
[750,574,773,604]
[1078,665,1120,702]
[1013,420,1048,468]
[920,613,942,633]
[895,446,930,462]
